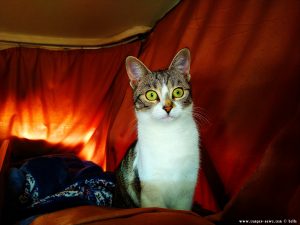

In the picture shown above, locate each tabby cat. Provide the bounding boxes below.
[113,48,200,210]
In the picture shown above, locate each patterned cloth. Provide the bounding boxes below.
[8,155,115,222]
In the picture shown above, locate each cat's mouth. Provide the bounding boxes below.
[160,114,175,121]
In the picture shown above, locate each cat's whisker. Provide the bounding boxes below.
[191,107,211,127]
[193,107,209,116]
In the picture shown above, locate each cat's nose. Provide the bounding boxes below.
[163,105,173,113]
[163,99,173,114]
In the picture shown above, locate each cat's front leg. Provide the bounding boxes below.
[171,191,194,210]
[169,180,197,210]
[140,181,167,208]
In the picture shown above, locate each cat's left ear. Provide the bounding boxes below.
[169,48,191,81]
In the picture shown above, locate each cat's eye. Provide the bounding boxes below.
[145,90,158,101]
[172,87,184,99]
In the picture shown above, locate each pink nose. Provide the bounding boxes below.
[163,105,172,113]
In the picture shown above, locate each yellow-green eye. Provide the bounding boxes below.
[172,87,184,98]
[145,90,158,101]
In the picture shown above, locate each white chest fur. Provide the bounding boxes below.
[134,109,200,209]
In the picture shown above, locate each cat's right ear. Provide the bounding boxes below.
[126,56,151,89]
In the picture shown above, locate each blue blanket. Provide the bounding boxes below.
[8,154,115,223]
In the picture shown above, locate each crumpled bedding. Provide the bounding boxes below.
[8,154,115,224]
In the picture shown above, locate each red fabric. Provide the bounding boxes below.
[0,43,141,168]
[0,0,300,219]
[31,206,213,225]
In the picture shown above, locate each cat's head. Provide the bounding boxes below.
[125,48,193,122]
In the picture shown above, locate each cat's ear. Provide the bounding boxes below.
[126,56,151,89]
[169,48,191,81]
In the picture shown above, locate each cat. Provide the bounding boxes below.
[113,48,200,210]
